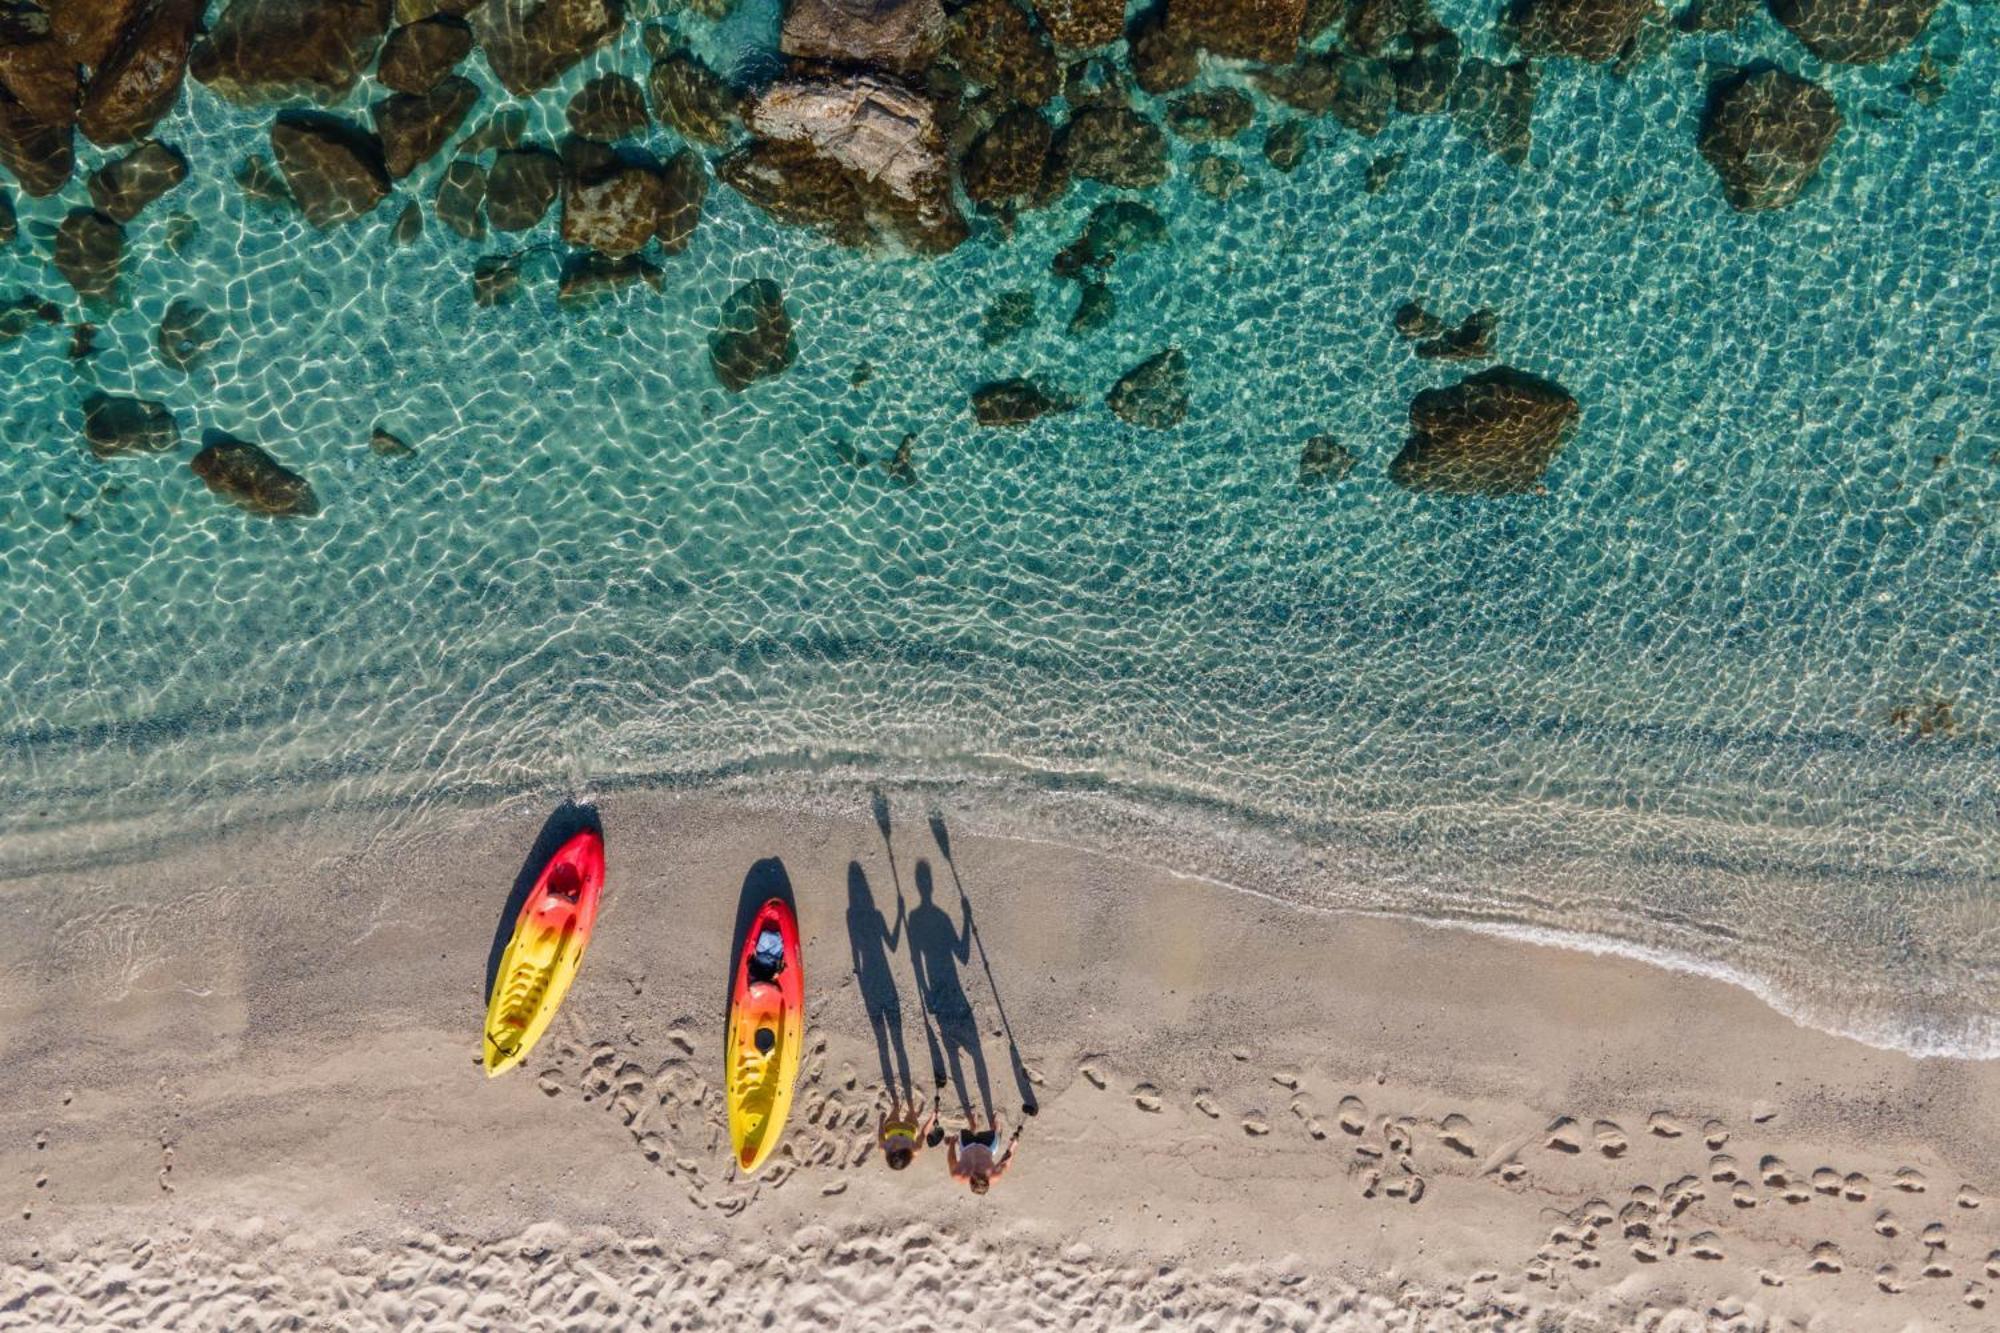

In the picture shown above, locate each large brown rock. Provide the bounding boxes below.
[375,16,472,94]
[83,392,178,457]
[86,140,187,220]
[77,0,205,145]
[1447,57,1534,167]
[1106,348,1187,428]
[485,144,561,230]
[52,0,148,73]
[1390,366,1578,494]
[0,28,80,128]
[972,378,1074,425]
[54,207,123,301]
[472,0,622,96]
[1767,0,1940,63]
[567,73,648,141]
[1055,105,1168,188]
[191,435,321,516]
[961,104,1058,207]
[1253,52,1394,136]
[192,0,392,105]
[372,74,477,177]
[1516,0,1656,62]
[1696,67,1840,212]
[1164,0,1307,64]
[270,111,391,225]
[781,0,946,76]
[723,73,966,253]
[1031,0,1123,47]
[561,140,665,257]
[0,94,76,195]
[709,278,795,391]
[433,156,486,237]
[946,0,1059,106]
[1128,6,1198,95]
[649,49,738,146]
[654,147,705,253]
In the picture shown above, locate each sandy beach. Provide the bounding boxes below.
[2,787,1994,1330]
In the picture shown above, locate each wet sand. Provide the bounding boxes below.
[3,788,1996,1329]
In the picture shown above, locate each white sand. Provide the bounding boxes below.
[3,788,1996,1329]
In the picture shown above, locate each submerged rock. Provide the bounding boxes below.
[1253,53,1394,137]
[461,109,529,154]
[370,426,416,456]
[272,112,390,225]
[979,289,1035,345]
[1394,299,1442,337]
[971,377,1075,426]
[1052,200,1167,278]
[472,0,623,96]
[1677,0,1759,29]
[558,251,663,303]
[562,141,666,258]
[54,208,124,303]
[0,189,13,245]
[1298,434,1356,486]
[192,0,392,105]
[235,153,296,208]
[0,293,60,342]
[0,28,84,129]
[1391,366,1578,494]
[1055,105,1168,188]
[654,148,707,253]
[373,75,478,178]
[156,297,221,372]
[1392,28,1459,114]
[191,435,322,516]
[1767,0,1940,63]
[947,0,1060,106]
[376,16,473,95]
[1166,90,1255,142]
[1128,6,1198,95]
[1191,154,1252,200]
[1697,69,1840,212]
[1364,151,1404,192]
[472,253,519,305]
[1515,0,1657,62]
[79,0,204,145]
[1448,58,1535,167]
[723,73,966,254]
[0,95,76,196]
[1031,0,1125,48]
[1106,348,1188,429]
[1067,279,1114,334]
[486,145,562,230]
[434,157,487,238]
[568,73,649,141]
[1343,0,1429,52]
[1165,0,1307,64]
[1416,308,1497,360]
[1263,119,1310,171]
[710,278,796,391]
[83,393,177,457]
[781,0,946,77]
[391,198,423,243]
[649,49,739,147]
[961,105,1060,208]
[86,141,189,222]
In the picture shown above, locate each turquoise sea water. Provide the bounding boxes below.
[1,4,1995,1053]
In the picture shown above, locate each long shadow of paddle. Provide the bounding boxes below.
[928,811,1039,1117]
[484,800,602,1006]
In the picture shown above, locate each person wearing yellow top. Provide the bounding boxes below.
[878,1093,938,1172]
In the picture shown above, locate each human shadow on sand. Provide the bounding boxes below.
[484,800,601,1006]
[846,860,914,1100]
[928,812,1039,1118]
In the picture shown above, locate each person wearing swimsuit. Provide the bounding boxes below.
[878,1095,937,1172]
[947,1111,1018,1195]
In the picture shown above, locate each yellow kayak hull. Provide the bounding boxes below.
[727,898,803,1173]
[483,830,605,1077]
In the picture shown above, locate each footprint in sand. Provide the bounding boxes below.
[536,1073,562,1097]
[1759,1155,1791,1188]
[663,1027,695,1056]
[1575,1199,1615,1230]
[1710,1153,1740,1183]
[1877,1263,1905,1294]
[1290,1100,1326,1139]
[1957,1184,1984,1210]
[1132,1084,1163,1113]
[1647,1111,1685,1139]
[1811,1167,1841,1196]
[1383,1173,1425,1203]
[1894,1166,1928,1193]
[1875,1209,1901,1238]
[1986,1249,2000,1278]
[1731,1182,1758,1209]
[1921,1222,1947,1250]
[1337,1096,1368,1135]
[1544,1117,1582,1154]
[33,1132,47,1151]
[1844,1171,1871,1202]
[1497,1160,1527,1182]
[1965,1281,1988,1310]
[1438,1113,1477,1156]
[1242,1116,1271,1137]
[1080,1063,1107,1091]
[1593,1120,1628,1158]
[1630,1240,1659,1263]
[1192,1090,1221,1119]
[1702,1119,1729,1149]
[821,1181,847,1196]
[1619,1199,1654,1239]
[1922,1257,1955,1279]
[1385,1118,1417,1155]
[1809,1242,1845,1274]
[1270,1070,1300,1091]
[1689,1231,1725,1261]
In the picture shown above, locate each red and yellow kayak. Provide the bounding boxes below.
[726,897,803,1173]
[483,829,605,1077]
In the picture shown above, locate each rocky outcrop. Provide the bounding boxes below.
[191,435,321,516]
[1516,0,1656,62]
[1166,90,1255,142]
[1390,366,1577,494]
[473,254,518,304]
[375,16,472,94]
[1054,106,1168,188]
[485,145,562,230]
[78,0,205,145]
[373,75,477,178]
[781,0,946,77]
[54,208,124,302]
[1391,27,1458,114]
[1032,0,1124,47]
[946,0,1059,106]
[1767,0,1939,63]
[1051,200,1166,277]
[971,377,1075,425]
[649,50,738,147]
[1263,119,1309,170]
[960,105,1060,207]
[557,252,662,303]
[0,28,81,128]
[655,148,706,253]
[86,141,188,221]
[710,278,795,391]
[1165,0,1307,64]
[0,189,14,244]
[1447,58,1534,166]
[1414,308,1496,360]
[83,393,177,457]
[1697,68,1840,212]
[1298,434,1356,486]
[561,140,666,257]
[435,158,487,238]
[270,112,391,226]
[156,298,220,372]
[1254,52,1394,135]
[722,73,966,253]
[192,0,392,105]
[1066,280,1113,334]
[0,94,75,195]
[569,74,648,141]
[472,0,623,96]
[1106,348,1188,428]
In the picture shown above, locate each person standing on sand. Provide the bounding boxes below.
[947,1111,1018,1195]
[878,1093,938,1172]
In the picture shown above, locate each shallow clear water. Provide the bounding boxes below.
[1,4,1995,1052]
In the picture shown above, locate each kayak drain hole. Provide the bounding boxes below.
[755,1027,776,1054]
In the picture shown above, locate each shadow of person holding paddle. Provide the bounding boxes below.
[484,800,602,1007]
[907,858,994,1119]
[927,812,1039,1118]
[845,860,914,1100]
